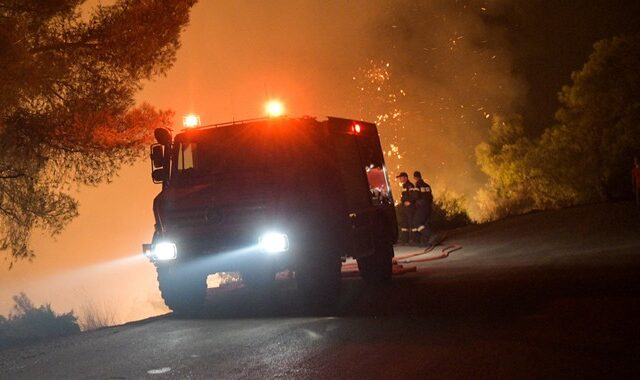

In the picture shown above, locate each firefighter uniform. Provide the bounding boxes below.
[396,174,416,244]
[412,175,433,245]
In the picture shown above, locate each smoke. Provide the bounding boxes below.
[356,0,526,206]
[0,252,170,325]
[146,0,525,212]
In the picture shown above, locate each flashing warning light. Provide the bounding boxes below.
[183,114,201,128]
[352,123,362,134]
[265,100,285,118]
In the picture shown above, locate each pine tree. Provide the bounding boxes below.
[0,0,197,262]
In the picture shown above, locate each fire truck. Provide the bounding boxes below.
[143,115,397,313]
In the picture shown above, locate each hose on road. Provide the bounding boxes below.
[395,243,463,264]
[341,239,463,277]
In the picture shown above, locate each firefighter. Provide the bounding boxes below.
[412,171,433,246]
[395,172,416,245]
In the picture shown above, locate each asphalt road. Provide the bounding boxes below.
[2,202,640,379]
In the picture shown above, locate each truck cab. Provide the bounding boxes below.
[143,116,397,313]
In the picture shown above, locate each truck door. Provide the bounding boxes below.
[332,133,376,257]
[356,133,397,246]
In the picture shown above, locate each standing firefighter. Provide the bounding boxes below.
[396,172,415,244]
[412,171,433,246]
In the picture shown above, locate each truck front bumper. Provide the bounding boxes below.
[142,232,291,271]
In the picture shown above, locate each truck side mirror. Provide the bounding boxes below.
[154,128,172,146]
[151,144,164,168]
[152,168,168,183]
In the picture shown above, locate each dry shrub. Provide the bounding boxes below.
[78,301,116,332]
[0,293,80,348]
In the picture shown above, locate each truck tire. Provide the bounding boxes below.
[357,241,393,285]
[296,254,341,311]
[156,266,207,316]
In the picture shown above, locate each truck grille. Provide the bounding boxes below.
[164,205,268,229]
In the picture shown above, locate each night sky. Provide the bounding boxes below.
[495,0,640,133]
[2,0,639,322]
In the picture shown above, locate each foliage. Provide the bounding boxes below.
[474,115,538,221]
[475,35,640,221]
[554,35,640,200]
[78,301,116,331]
[0,0,196,262]
[431,190,472,230]
[0,293,80,349]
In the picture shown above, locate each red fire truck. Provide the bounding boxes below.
[143,116,397,313]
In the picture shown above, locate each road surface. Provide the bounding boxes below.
[1,202,640,379]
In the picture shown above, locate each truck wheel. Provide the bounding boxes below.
[156,266,207,316]
[357,241,393,285]
[242,270,276,288]
[296,255,341,311]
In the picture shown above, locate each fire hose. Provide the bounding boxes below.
[341,242,463,277]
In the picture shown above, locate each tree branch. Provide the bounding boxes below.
[30,40,99,54]
[0,173,24,179]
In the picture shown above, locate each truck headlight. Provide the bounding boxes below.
[259,232,289,254]
[153,242,177,260]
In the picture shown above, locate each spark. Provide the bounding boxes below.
[354,60,407,176]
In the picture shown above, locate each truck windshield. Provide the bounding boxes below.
[171,123,311,183]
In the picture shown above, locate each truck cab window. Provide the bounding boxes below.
[178,143,195,171]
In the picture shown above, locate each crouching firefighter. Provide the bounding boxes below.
[396,172,416,244]
[412,171,433,246]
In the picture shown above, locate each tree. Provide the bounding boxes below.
[475,115,537,220]
[555,34,640,200]
[475,35,640,220]
[0,0,196,263]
